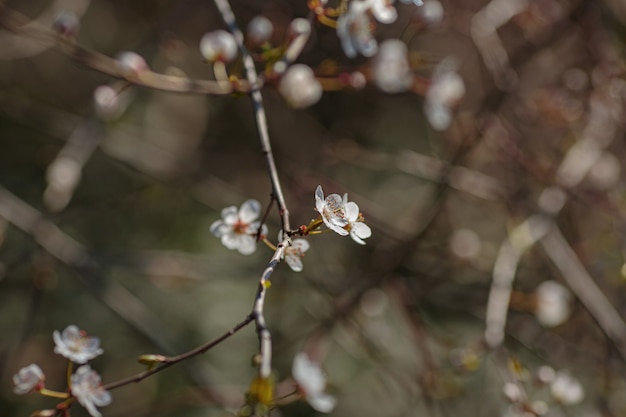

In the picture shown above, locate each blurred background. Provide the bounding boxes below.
[2,0,626,416]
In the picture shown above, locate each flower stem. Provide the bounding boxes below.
[39,388,70,399]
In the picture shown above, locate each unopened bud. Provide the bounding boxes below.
[247,16,273,45]
[200,30,238,62]
[53,11,80,37]
[278,64,322,108]
[116,51,149,77]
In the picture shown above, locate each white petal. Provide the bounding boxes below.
[371,1,397,24]
[285,254,303,271]
[237,236,257,255]
[221,232,241,250]
[308,392,337,413]
[239,199,261,223]
[221,206,239,225]
[344,202,360,222]
[209,220,227,237]
[292,239,310,252]
[353,222,371,239]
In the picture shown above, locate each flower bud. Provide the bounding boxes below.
[116,51,149,77]
[372,39,412,94]
[278,64,322,108]
[200,30,238,62]
[53,11,80,37]
[247,16,273,45]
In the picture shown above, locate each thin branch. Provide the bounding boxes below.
[0,6,252,95]
[104,314,254,390]
[540,225,626,360]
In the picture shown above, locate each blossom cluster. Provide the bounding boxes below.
[13,325,111,417]
[210,186,371,272]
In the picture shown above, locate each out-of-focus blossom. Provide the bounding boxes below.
[337,1,378,58]
[315,186,349,236]
[279,64,322,108]
[418,0,443,25]
[292,353,336,413]
[534,280,571,327]
[53,11,80,37]
[115,51,149,77]
[550,370,584,405]
[343,195,371,245]
[247,15,273,45]
[70,365,112,417]
[424,57,465,130]
[200,30,238,62]
[283,238,310,272]
[210,200,267,255]
[368,0,398,24]
[13,364,45,394]
[53,325,103,364]
[372,39,412,93]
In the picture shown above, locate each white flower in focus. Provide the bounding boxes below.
[278,64,322,108]
[315,186,349,236]
[372,39,412,93]
[210,199,267,255]
[53,325,103,364]
[70,365,112,417]
[285,239,310,272]
[337,2,378,58]
[343,194,371,245]
[200,30,238,62]
[550,370,584,405]
[424,57,465,130]
[535,280,571,327]
[292,353,337,413]
[13,364,45,395]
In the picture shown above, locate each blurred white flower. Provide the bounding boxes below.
[53,325,103,364]
[535,280,571,327]
[424,58,465,130]
[13,364,45,395]
[337,1,378,58]
[372,39,412,93]
[315,185,349,236]
[70,365,112,417]
[210,200,267,255]
[368,0,398,24]
[418,0,444,25]
[550,370,584,405]
[292,352,336,413]
[284,238,310,272]
[200,30,238,62]
[344,195,371,245]
[278,64,322,108]
[247,15,273,45]
[115,51,149,77]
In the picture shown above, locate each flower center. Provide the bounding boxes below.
[233,220,248,234]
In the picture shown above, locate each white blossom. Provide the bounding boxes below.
[315,186,349,236]
[399,0,424,6]
[200,30,238,62]
[292,353,336,413]
[70,365,112,417]
[13,364,45,395]
[550,370,584,405]
[285,239,310,272]
[337,1,378,58]
[372,39,412,93]
[53,325,103,364]
[278,64,322,108]
[210,199,267,255]
[424,57,465,130]
[343,194,372,245]
[535,280,571,327]
[247,15,273,45]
